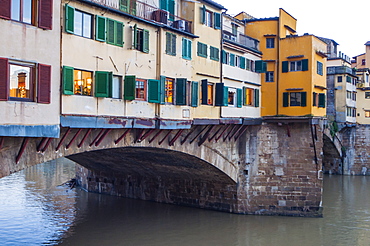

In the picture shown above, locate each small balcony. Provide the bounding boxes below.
[88,0,192,33]
[327,66,356,76]
[222,25,259,52]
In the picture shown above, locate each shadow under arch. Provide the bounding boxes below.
[67,146,239,213]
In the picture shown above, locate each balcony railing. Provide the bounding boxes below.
[327,66,356,76]
[222,25,259,51]
[88,0,192,33]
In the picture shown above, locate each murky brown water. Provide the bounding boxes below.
[1,158,370,246]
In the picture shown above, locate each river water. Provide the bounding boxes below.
[1,158,370,246]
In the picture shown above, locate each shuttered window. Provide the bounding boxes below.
[210,46,219,61]
[284,92,307,107]
[213,12,221,29]
[106,18,124,47]
[191,81,199,107]
[37,64,51,103]
[38,0,53,30]
[0,58,9,101]
[148,79,160,103]
[317,61,323,75]
[124,75,136,100]
[318,93,326,108]
[62,66,74,95]
[133,26,149,53]
[166,32,176,56]
[95,71,112,97]
[255,60,267,73]
[95,15,106,42]
[197,42,207,58]
[176,78,187,105]
[182,38,192,60]
[0,0,11,19]
[282,61,289,73]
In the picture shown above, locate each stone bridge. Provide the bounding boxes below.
[0,117,325,217]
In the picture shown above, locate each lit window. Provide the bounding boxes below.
[165,78,174,104]
[135,79,147,100]
[365,111,370,118]
[74,70,93,96]
[9,64,34,100]
[228,88,236,107]
[207,83,214,105]
[245,88,254,106]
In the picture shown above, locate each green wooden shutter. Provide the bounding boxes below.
[148,79,160,103]
[230,53,235,66]
[237,88,242,108]
[283,92,289,107]
[187,39,192,59]
[201,79,208,105]
[242,87,246,106]
[160,0,167,9]
[124,75,136,100]
[95,71,110,97]
[302,59,309,71]
[262,61,267,73]
[168,0,175,21]
[116,21,124,47]
[215,83,228,106]
[254,89,260,107]
[62,66,74,95]
[133,24,137,49]
[172,34,176,56]
[223,86,228,106]
[200,5,206,24]
[160,75,166,104]
[222,50,227,64]
[65,4,74,34]
[301,91,307,107]
[130,0,137,15]
[318,93,326,108]
[166,32,171,54]
[176,78,187,105]
[282,61,289,73]
[95,16,106,42]
[120,0,129,12]
[312,92,317,106]
[191,81,199,107]
[240,57,246,69]
[255,60,265,73]
[143,29,150,53]
[214,12,221,29]
[107,19,115,45]
[108,72,113,97]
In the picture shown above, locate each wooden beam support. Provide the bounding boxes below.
[78,129,92,148]
[180,126,198,145]
[16,138,29,164]
[66,129,82,149]
[158,130,172,145]
[135,129,145,143]
[56,128,71,151]
[37,137,49,152]
[234,125,248,141]
[149,129,163,144]
[190,126,208,144]
[95,129,111,147]
[0,137,3,150]
[215,125,230,142]
[208,126,222,142]
[114,129,131,145]
[89,129,105,147]
[229,125,243,141]
[169,129,184,146]
[198,125,215,146]
[223,125,237,142]
[138,129,155,142]
[41,138,53,153]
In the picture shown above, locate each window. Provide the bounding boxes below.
[207,83,213,105]
[210,46,219,61]
[120,0,137,15]
[362,59,366,66]
[239,57,246,69]
[159,0,174,21]
[74,69,93,96]
[205,10,213,27]
[290,92,302,106]
[0,0,52,29]
[112,76,121,99]
[133,25,149,53]
[365,92,370,99]
[165,78,174,104]
[135,79,147,100]
[201,80,213,105]
[182,38,192,60]
[229,53,235,66]
[290,60,302,71]
[266,38,274,48]
[0,59,51,103]
[74,10,92,38]
[337,76,342,82]
[166,32,176,56]
[200,6,220,29]
[265,71,274,82]
[347,107,356,117]
[106,19,124,47]
[231,23,238,35]
[222,51,229,64]
[197,42,207,58]
[228,88,236,107]
[365,111,370,118]
[346,76,351,83]
[317,61,323,76]
[283,92,307,107]
[245,88,254,106]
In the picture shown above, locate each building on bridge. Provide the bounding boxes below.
[235,9,327,117]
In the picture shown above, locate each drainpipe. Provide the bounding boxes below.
[276,17,280,115]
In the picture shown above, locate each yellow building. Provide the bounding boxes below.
[236,9,327,117]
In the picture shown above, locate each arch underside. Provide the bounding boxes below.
[322,134,342,174]
[68,147,239,213]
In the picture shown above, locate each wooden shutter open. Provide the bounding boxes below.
[301,92,307,107]
[283,92,289,107]
[254,89,260,107]
[214,12,221,29]
[215,83,225,106]
[201,79,208,105]
[282,61,289,73]
[143,29,150,53]
[200,5,206,24]
[191,81,198,107]
[95,15,106,42]
[124,75,136,100]
[95,71,110,97]
[38,0,53,30]
[65,4,74,33]
[175,78,187,105]
[37,64,51,103]
[148,79,160,103]
[160,75,166,104]
[62,66,74,95]
[0,0,11,19]
[0,58,9,101]
[302,59,309,71]
[116,21,124,46]
[237,88,242,108]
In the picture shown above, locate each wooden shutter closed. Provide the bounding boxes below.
[65,4,74,33]
[318,93,326,108]
[37,64,51,103]
[282,61,289,73]
[143,29,150,53]
[215,83,224,106]
[301,92,307,107]
[168,0,175,21]
[200,5,206,24]
[107,19,115,45]
[283,92,289,107]
[0,58,9,101]
[116,21,124,46]
[148,79,160,103]
[0,0,11,19]
[38,0,53,30]
[160,75,166,104]
[302,59,309,71]
[255,60,266,73]
[95,71,110,97]
[191,81,198,107]
[124,75,136,100]
[176,78,187,105]
[313,92,317,106]
[95,16,106,42]
[201,79,208,105]
[214,12,221,29]
[62,66,74,95]
[237,88,242,108]
[254,89,259,107]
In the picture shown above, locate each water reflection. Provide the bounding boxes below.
[1,158,370,245]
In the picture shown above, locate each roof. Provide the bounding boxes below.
[202,0,225,10]
[243,17,279,23]
[316,36,339,46]
[365,41,370,46]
